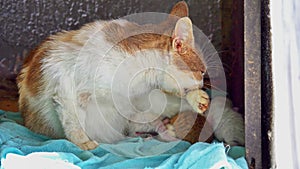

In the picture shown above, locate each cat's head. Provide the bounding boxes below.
[106,1,207,97]
[160,2,206,97]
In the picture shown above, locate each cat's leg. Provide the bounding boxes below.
[52,79,98,150]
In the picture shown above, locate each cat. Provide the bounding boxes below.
[17,1,209,150]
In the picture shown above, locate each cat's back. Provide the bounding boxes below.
[17,19,133,137]
[17,19,134,97]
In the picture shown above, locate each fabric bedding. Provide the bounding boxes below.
[0,110,248,169]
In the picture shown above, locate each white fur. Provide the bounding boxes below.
[205,97,245,146]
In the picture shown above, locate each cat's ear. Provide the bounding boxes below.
[172,17,194,52]
[170,1,189,18]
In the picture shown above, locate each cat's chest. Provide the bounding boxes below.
[70,49,165,92]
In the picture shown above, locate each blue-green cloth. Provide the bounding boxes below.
[0,110,248,169]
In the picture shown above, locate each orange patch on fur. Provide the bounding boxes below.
[52,30,84,47]
[170,111,213,144]
[20,98,61,138]
[101,1,195,59]
[102,21,172,54]
[102,21,206,75]
[17,42,50,97]
[193,71,203,81]
[169,1,189,18]
[173,47,206,73]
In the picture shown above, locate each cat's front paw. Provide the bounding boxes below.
[78,140,99,150]
[185,90,210,114]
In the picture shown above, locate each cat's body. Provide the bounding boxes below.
[17,1,208,150]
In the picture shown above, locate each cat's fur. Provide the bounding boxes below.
[169,111,214,144]
[205,96,245,146]
[17,1,208,150]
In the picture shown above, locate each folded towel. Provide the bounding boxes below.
[0,110,248,169]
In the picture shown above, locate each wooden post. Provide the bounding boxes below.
[244,0,262,168]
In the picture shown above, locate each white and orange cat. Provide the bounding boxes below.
[17,1,209,150]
